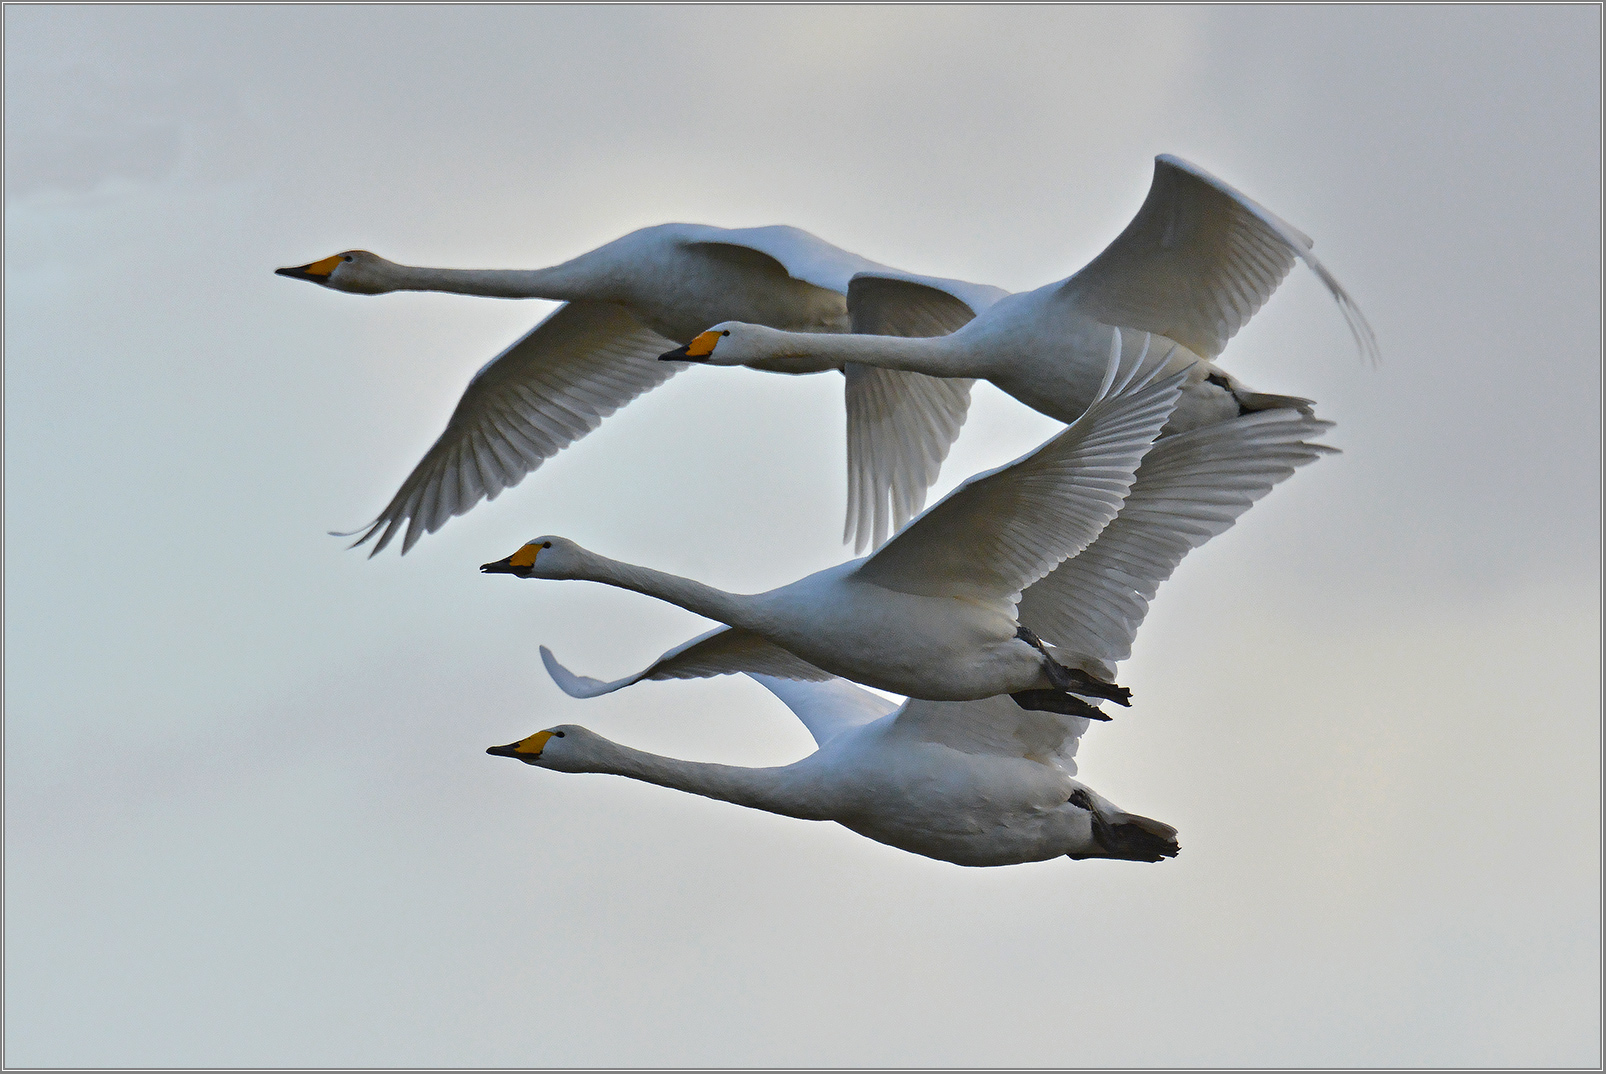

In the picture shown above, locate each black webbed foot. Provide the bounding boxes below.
[1016,626,1132,705]
[1055,666,1132,706]
[1011,690,1111,721]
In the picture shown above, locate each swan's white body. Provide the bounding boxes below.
[278,223,1005,554]
[485,339,1188,704]
[679,154,1376,549]
[526,348,1336,704]
[490,677,1178,867]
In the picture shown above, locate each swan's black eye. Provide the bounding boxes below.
[342,255,353,262]
[542,541,552,549]
[721,330,730,336]
[553,731,565,738]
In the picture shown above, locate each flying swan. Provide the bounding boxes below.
[513,335,1335,713]
[278,223,1006,554]
[488,673,1178,867]
[666,153,1376,550]
[486,336,1334,715]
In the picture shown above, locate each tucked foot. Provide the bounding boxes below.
[1054,666,1132,706]
[1068,789,1180,862]
[1011,690,1111,721]
[1015,625,1132,706]
[1206,371,1315,417]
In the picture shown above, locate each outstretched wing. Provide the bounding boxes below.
[888,693,1091,775]
[541,627,835,700]
[841,273,1013,554]
[1060,154,1379,364]
[853,332,1185,603]
[1019,408,1338,675]
[747,674,900,748]
[338,301,682,555]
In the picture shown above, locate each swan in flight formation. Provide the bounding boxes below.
[279,156,1370,557]
[668,153,1377,549]
[485,337,1183,715]
[279,224,1004,554]
[488,674,1179,867]
[486,337,1336,716]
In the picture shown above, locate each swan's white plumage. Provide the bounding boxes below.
[745,674,898,747]
[1057,154,1380,364]
[1018,408,1338,671]
[540,627,833,700]
[513,362,1335,702]
[837,271,1015,547]
[290,223,1004,554]
[855,332,1183,602]
[496,342,1187,703]
[345,302,681,554]
[689,156,1375,524]
[498,672,1174,866]
[882,691,1090,774]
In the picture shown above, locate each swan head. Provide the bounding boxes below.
[479,535,588,579]
[275,250,400,294]
[658,322,787,366]
[486,724,598,773]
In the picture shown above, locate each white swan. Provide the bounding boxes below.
[278,224,1006,554]
[487,674,1178,867]
[666,154,1376,550]
[485,336,1301,715]
[519,342,1335,712]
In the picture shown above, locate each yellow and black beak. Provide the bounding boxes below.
[275,254,344,284]
[486,730,554,764]
[480,542,542,577]
[660,329,723,362]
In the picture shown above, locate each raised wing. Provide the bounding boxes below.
[338,301,682,555]
[853,331,1185,602]
[841,273,1013,554]
[747,674,900,748]
[887,693,1091,775]
[541,626,835,700]
[1019,408,1337,674]
[1060,154,1379,365]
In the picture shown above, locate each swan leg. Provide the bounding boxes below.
[1068,790,1180,862]
[1011,690,1111,721]
[1205,371,1315,417]
[1014,625,1132,705]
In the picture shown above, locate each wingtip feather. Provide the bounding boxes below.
[539,645,624,699]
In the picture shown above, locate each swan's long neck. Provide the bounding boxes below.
[567,551,756,630]
[380,262,594,301]
[743,327,970,376]
[575,735,827,820]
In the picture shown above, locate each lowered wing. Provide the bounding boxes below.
[339,301,682,555]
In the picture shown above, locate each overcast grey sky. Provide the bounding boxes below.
[5,5,1600,1068]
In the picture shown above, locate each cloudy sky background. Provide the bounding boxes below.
[5,6,1600,1067]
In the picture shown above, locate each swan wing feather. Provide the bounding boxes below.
[677,223,898,294]
[1060,154,1379,364]
[853,333,1186,602]
[839,272,1012,554]
[339,301,681,555]
[1019,408,1338,669]
[540,627,836,700]
[888,694,1091,775]
[746,674,901,747]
